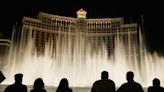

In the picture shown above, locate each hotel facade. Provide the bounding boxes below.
[20,9,138,58]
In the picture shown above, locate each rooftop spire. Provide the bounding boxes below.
[76,8,87,18]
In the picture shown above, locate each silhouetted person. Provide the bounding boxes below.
[56,78,72,92]
[4,73,27,92]
[117,71,144,92]
[91,71,115,92]
[148,78,164,92]
[30,78,47,92]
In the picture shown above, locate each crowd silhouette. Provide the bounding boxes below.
[2,71,164,92]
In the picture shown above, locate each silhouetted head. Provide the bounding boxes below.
[33,78,44,89]
[153,78,160,86]
[14,73,23,83]
[101,71,108,80]
[59,78,69,89]
[126,71,134,82]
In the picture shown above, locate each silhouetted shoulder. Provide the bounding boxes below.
[117,82,143,92]
[93,80,102,84]
[92,79,115,87]
[4,84,27,92]
[147,86,153,92]
[68,88,72,92]
[92,79,115,92]
[148,86,164,92]
[92,80,101,88]
[94,79,115,85]
[134,82,143,88]
[4,85,12,92]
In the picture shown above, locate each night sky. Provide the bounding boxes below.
[0,0,163,54]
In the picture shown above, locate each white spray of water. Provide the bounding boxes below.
[1,27,164,88]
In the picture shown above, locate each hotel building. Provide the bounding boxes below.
[20,9,138,59]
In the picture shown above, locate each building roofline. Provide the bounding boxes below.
[37,11,124,21]
[38,12,76,20]
[22,16,42,23]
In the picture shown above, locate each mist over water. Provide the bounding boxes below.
[1,28,164,88]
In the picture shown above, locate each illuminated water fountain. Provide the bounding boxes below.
[1,26,164,89]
